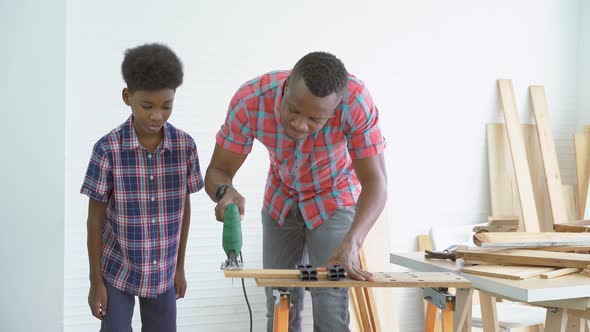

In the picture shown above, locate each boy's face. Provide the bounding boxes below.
[123,88,175,137]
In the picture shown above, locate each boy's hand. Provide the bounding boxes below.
[174,268,187,299]
[88,281,108,320]
[214,187,245,222]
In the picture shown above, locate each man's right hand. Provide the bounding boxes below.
[215,187,246,222]
[88,281,108,320]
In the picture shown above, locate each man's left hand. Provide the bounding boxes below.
[174,268,187,299]
[325,241,375,282]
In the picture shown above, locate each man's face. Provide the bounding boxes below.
[123,88,175,137]
[279,78,342,140]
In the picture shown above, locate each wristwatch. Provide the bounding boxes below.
[215,184,233,202]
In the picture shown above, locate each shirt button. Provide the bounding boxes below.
[148,154,152,159]
[153,260,157,265]
[151,197,155,201]
[149,175,154,180]
[151,218,156,223]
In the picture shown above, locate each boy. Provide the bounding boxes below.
[81,43,203,331]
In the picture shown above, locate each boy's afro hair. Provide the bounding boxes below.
[121,43,183,91]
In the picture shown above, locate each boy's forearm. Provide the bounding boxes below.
[176,196,191,270]
[87,200,107,284]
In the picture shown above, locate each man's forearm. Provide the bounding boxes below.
[204,167,233,202]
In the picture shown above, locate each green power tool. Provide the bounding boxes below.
[220,203,243,270]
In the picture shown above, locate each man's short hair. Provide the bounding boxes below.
[290,51,348,97]
[121,43,183,92]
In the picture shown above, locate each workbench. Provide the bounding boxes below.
[225,268,473,332]
[391,252,590,331]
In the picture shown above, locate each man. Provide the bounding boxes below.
[205,51,387,331]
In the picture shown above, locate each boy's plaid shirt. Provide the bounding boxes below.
[81,116,203,298]
[217,71,385,229]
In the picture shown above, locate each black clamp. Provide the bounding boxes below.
[327,265,346,281]
[296,264,318,281]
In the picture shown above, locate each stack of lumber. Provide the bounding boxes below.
[459,232,590,280]
[474,80,590,330]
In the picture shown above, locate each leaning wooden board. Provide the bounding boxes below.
[486,124,554,231]
[458,248,590,269]
[497,79,541,232]
[530,85,569,225]
[574,130,590,218]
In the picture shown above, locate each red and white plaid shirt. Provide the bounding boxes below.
[217,71,385,229]
[81,116,203,298]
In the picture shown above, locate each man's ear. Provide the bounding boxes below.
[122,88,131,106]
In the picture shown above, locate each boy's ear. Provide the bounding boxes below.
[122,88,131,106]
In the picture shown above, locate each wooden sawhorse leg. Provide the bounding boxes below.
[273,290,290,332]
[424,288,456,332]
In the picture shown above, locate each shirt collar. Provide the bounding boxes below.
[122,116,171,153]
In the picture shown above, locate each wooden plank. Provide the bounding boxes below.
[458,248,590,269]
[575,132,590,218]
[417,235,442,332]
[487,124,552,231]
[355,211,395,331]
[565,315,585,332]
[554,220,590,233]
[545,308,568,332]
[488,216,520,226]
[563,184,580,221]
[225,268,322,279]
[529,246,590,253]
[425,303,437,332]
[473,232,590,248]
[351,287,372,332]
[487,123,521,218]
[348,289,364,332]
[461,264,555,280]
[530,85,569,225]
[488,124,553,233]
[479,292,500,332]
[568,309,590,321]
[418,235,433,251]
[540,268,582,279]
[253,272,471,288]
[497,79,541,232]
[358,248,381,332]
[453,288,473,332]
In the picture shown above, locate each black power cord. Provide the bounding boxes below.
[240,252,252,332]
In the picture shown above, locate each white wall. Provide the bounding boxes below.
[579,0,590,128]
[58,1,579,331]
[0,1,65,331]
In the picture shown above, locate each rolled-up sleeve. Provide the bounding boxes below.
[187,139,204,194]
[216,93,254,155]
[344,85,386,159]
